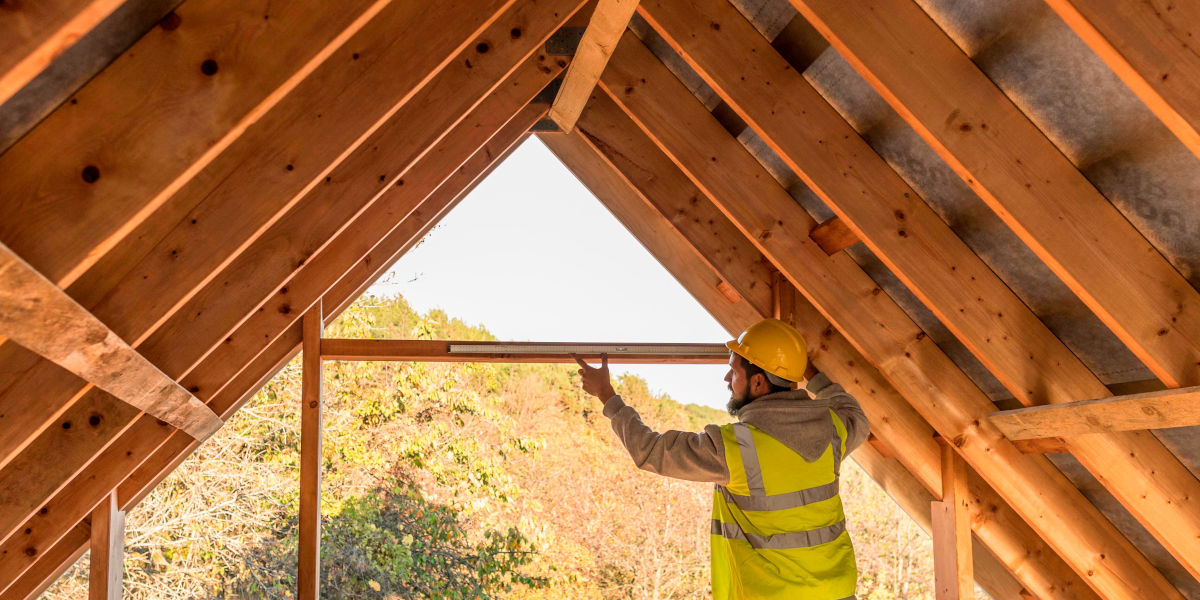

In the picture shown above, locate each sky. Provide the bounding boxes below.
[367,137,734,410]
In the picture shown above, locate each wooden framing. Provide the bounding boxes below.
[0,242,220,440]
[638,0,1200,580]
[539,126,1095,599]
[0,0,559,554]
[547,0,640,132]
[599,30,1178,598]
[785,0,1200,391]
[298,304,323,599]
[87,492,124,599]
[0,101,544,595]
[932,443,972,600]
[0,0,125,106]
[1043,0,1200,161]
[992,385,1200,440]
[320,340,729,363]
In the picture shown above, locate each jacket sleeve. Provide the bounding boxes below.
[601,395,729,485]
[806,372,870,453]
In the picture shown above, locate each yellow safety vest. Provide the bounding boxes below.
[711,412,857,600]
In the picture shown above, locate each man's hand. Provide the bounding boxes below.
[572,353,616,402]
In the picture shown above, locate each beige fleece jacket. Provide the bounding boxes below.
[601,372,870,485]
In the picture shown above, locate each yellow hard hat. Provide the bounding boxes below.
[726,318,808,382]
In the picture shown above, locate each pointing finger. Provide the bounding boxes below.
[570,353,591,370]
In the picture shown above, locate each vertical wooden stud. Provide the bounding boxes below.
[298,300,323,600]
[933,440,973,599]
[88,491,124,599]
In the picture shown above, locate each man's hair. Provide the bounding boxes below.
[734,353,791,395]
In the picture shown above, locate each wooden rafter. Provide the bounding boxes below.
[547,0,641,132]
[598,30,1177,598]
[0,0,565,555]
[1044,0,1200,161]
[0,0,125,107]
[638,0,1200,580]
[320,340,729,363]
[0,242,221,441]
[992,385,1200,440]
[539,125,1094,599]
[0,102,544,593]
[785,0,1200,390]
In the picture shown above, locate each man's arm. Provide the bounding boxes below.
[574,355,728,484]
[806,370,870,453]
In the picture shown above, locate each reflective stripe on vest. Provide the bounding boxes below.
[711,518,847,550]
[718,480,840,511]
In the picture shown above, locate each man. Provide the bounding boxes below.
[573,318,868,599]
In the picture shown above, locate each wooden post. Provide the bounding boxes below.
[88,492,124,599]
[933,441,972,600]
[298,301,323,600]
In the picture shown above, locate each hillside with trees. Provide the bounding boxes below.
[45,294,955,599]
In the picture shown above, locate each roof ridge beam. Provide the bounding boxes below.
[785,0,1200,389]
[638,0,1200,581]
[599,30,1179,598]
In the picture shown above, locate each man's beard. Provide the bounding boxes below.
[726,388,753,416]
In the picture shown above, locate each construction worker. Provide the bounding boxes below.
[573,318,868,599]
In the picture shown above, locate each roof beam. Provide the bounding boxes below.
[599,30,1177,599]
[0,0,392,288]
[785,0,1200,389]
[547,0,640,132]
[0,0,124,106]
[0,0,557,550]
[992,385,1200,440]
[539,123,1094,599]
[1043,0,1200,161]
[0,100,544,593]
[639,0,1200,580]
[0,242,220,440]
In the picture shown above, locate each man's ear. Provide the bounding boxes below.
[749,373,769,396]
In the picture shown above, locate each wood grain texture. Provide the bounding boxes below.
[601,31,1174,599]
[808,217,858,256]
[543,126,1091,600]
[298,304,323,600]
[640,0,1200,582]
[933,444,972,600]
[786,0,1200,390]
[0,0,124,106]
[547,0,639,132]
[0,242,220,440]
[992,385,1200,439]
[0,102,541,593]
[1044,0,1200,160]
[87,492,124,599]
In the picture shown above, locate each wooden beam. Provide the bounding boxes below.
[0,0,125,106]
[1,523,89,600]
[547,0,640,132]
[540,127,1095,600]
[638,0,1200,582]
[0,0,534,552]
[1012,437,1071,455]
[0,105,541,593]
[88,492,124,599]
[992,385,1200,440]
[933,443,972,600]
[0,0,390,288]
[320,340,729,363]
[298,304,323,600]
[1043,0,1200,160]
[0,242,221,441]
[599,31,1176,599]
[786,0,1200,390]
[866,433,894,459]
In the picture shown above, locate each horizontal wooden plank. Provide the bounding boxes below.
[320,339,730,363]
[0,0,124,106]
[0,242,220,440]
[992,385,1200,440]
